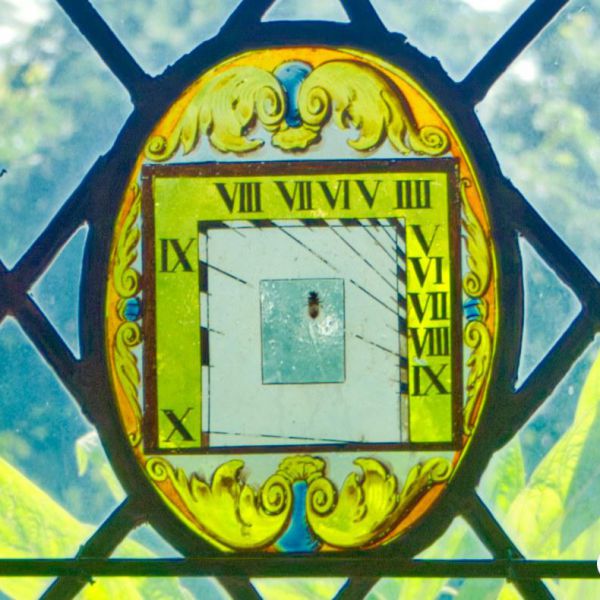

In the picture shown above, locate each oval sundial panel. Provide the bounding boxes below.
[103,47,497,553]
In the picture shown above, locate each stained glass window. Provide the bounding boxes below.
[1,0,599,598]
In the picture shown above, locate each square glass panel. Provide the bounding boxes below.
[141,159,461,452]
[260,277,346,385]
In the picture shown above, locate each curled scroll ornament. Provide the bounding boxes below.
[461,179,493,433]
[146,66,286,159]
[273,60,449,155]
[144,60,449,159]
[113,184,141,299]
[143,455,450,551]
[146,457,294,551]
[111,184,143,446]
[306,457,452,549]
[114,320,142,445]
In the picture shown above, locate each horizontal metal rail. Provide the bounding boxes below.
[0,558,597,579]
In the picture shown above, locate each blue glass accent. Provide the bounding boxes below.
[274,61,313,127]
[463,297,481,321]
[260,278,345,384]
[124,297,142,321]
[276,481,320,553]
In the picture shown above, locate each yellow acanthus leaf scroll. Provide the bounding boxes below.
[464,319,492,433]
[113,184,141,299]
[143,455,451,551]
[146,66,286,159]
[278,455,327,484]
[461,179,492,299]
[461,178,494,433]
[306,458,452,549]
[111,184,143,446]
[273,61,449,154]
[114,319,142,445]
[144,60,449,158]
[146,457,294,551]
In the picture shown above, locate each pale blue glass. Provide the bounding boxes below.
[261,278,345,384]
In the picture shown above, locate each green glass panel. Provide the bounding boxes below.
[479,340,600,566]
[410,396,453,442]
[253,578,346,599]
[368,518,492,599]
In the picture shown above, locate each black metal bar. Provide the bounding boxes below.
[340,0,386,30]
[462,494,553,599]
[334,578,379,600]
[0,558,597,578]
[219,578,262,600]
[460,0,570,104]
[221,0,278,30]
[0,259,14,322]
[462,494,525,559]
[13,294,80,381]
[53,0,152,102]
[508,184,600,320]
[506,312,596,444]
[12,292,116,428]
[221,0,386,32]
[11,159,98,293]
[41,498,145,600]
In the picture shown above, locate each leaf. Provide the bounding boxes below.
[399,441,524,599]
[487,350,600,563]
[367,409,526,599]
[366,517,491,600]
[479,437,526,518]
[553,516,600,599]
[455,580,510,599]
[0,457,195,599]
[253,578,345,599]
[559,349,600,548]
[75,432,125,502]
[453,439,526,599]
[488,350,600,599]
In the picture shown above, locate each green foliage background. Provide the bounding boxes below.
[0,0,599,598]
